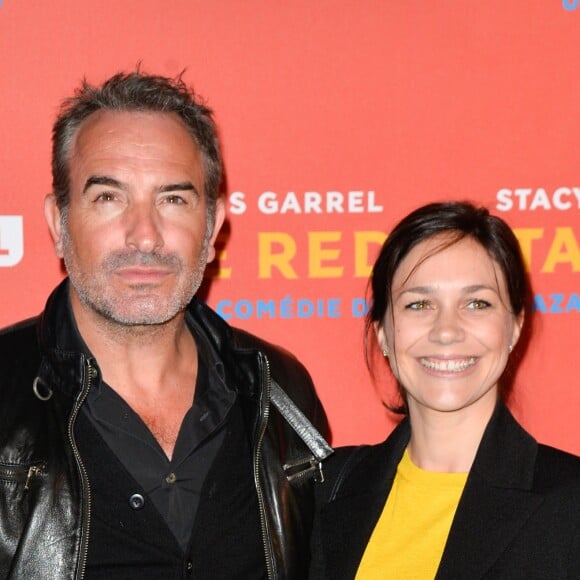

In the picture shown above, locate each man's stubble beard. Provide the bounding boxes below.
[60,218,210,327]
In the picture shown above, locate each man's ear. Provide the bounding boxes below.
[44,194,65,258]
[206,197,226,264]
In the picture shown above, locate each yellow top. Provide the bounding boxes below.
[355,449,468,579]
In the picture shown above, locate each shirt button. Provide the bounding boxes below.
[129,493,145,510]
[165,472,177,484]
[186,560,193,574]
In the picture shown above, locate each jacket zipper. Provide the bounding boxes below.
[24,465,46,490]
[254,353,275,580]
[68,357,96,580]
[283,456,323,483]
[0,463,46,489]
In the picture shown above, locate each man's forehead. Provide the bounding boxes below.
[72,110,197,152]
[67,110,205,192]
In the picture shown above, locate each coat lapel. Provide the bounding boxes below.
[318,420,410,580]
[436,403,544,579]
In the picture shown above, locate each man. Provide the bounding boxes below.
[0,71,331,579]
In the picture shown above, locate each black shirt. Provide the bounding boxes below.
[82,340,236,551]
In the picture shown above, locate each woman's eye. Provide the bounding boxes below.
[406,300,430,311]
[467,299,491,310]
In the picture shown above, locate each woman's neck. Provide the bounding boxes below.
[406,394,498,473]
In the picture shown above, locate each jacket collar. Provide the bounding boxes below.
[185,299,264,400]
[37,279,90,399]
[318,420,410,579]
[436,403,542,579]
[37,278,263,400]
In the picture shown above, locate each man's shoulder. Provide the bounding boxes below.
[0,317,42,404]
[0,316,40,361]
[191,299,311,380]
[0,315,38,334]
[190,299,328,432]
[230,326,324,415]
[230,326,308,371]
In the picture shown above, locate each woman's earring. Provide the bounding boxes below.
[508,344,513,353]
[382,348,389,357]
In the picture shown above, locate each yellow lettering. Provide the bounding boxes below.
[206,233,231,279]
[354,231,387,277]
[512,228,543,271]
[214,247,231,279]
[542,227,580,272]
[308,232,343,278]
[258,232,298,278]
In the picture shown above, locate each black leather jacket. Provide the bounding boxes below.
[0,280,331,579]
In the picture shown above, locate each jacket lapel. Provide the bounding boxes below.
[436,403,544,579]
[319,420,410,580]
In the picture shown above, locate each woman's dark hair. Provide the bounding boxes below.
[366,201,530,411]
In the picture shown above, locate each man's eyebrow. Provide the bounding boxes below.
[158,182,199,196]
[83,175,125,193]
[82,177,200,196]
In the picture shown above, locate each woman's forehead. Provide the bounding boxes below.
[393,235,505,291]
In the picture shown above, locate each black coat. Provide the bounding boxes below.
[0,279,330,579]
[310,403,580,579]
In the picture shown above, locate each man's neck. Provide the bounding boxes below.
[71,293,197,397]
[72,295,199,459]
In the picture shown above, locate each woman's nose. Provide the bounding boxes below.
[428,308,465,344]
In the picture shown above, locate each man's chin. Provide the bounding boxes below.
[85,299,185,327]
[105,305,183,326]
[70,282,195,328]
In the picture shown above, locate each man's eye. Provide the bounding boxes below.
[467,299,491,310]
[94,192,116,202]
[164,195,186,204]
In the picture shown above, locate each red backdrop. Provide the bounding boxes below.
[1,1,578,452]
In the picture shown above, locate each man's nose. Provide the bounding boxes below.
[125,203,163,253]
[428,308,465,344]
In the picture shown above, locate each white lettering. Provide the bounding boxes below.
[258,191,277,214]
[280,192,301,214]
[255,190,382,214]
[514,188,533,210]
[304,192,323,213]
[529,188,550,211]
[496,187,580,211]
[228,191,247,215]
[496,188,513,212]
[553,187,572,211]
[327,192,344,213]
[0,216,24,267]
[367,191,384,213]
[348,191,364,213]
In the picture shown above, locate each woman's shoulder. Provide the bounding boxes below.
[317,419,411,503]
[534,443,580,492]
[317,445,375,503]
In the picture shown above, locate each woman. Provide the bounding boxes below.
[310,201,580,579]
